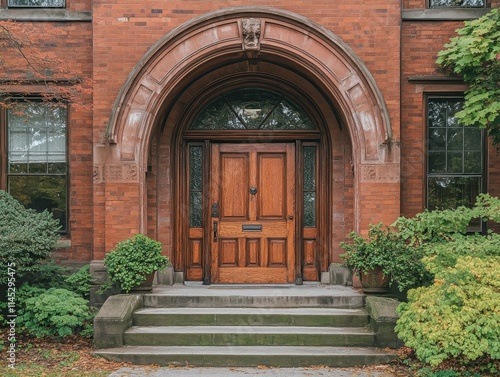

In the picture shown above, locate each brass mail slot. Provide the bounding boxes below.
[242,224,262,232]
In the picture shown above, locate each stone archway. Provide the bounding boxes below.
[93,6,400,264]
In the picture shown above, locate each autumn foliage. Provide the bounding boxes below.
[0,20,92,110]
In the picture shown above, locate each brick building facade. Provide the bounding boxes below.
[1,1,498,284]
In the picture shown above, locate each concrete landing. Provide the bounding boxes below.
[143,284,365,309]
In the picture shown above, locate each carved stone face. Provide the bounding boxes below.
[242,18,261,50]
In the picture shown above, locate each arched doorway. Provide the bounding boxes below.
[96,7,400,282]
[179,87,322,284]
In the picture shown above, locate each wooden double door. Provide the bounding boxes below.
[185,141,320,284]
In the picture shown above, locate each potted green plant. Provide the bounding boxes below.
[104,234,169,293]
[340,223,397,293]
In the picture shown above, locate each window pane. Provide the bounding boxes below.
[428,151,446,173]
[8,175,67,232]
[429,128,446,150]
[190,192,203,228]
[189,145,203,228]
[428,176,481,211]
[303,146,317,228]
[464,151,482,174]
[429,0,484,7]
[303,147,316,191]
[8,0,65,7]
[447,128,463,150]
[190,146,203,191]
[447,151,463,173]
[464,127,482,150]
[304,192,316,228]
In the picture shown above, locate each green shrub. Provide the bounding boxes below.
[104,234,168,293]
[65,264,92,300]
[0,190,60,285]
[18,288,94,338]
[396,254,500,366]
[341,223,430,292]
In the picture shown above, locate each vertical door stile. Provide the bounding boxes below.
[203,140,211,285]
[295,140,303,284]
[210,143,220,283]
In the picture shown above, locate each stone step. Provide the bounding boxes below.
[124,325,375,347]
[133,307,370,327]
[143,285,365,309]
[95,345,397,367]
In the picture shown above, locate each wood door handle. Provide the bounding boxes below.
[213,221,218,242]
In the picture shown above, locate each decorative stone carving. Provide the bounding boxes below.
[360,164,399,182]
[242,18,261,51]
[93,165,104,184]
[96,164,139,182]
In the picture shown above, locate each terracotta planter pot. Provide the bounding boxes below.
[129,272,155,292]
[360,266,390,293]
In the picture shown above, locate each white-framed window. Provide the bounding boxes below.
[4,100,68,233]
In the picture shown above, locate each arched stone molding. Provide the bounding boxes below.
[106,6,394,166]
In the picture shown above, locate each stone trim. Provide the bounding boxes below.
[402,8,491,21]
[360,164,399,182]
[93,164,139,183]
[0,9,91,21]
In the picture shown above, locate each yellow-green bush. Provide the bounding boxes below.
[396,254,500,366]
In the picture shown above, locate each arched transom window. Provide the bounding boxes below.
[190,88,316,130]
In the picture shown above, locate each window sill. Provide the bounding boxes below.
[55,238,71,249]
[403,8,491,21]
[0,9,91,22]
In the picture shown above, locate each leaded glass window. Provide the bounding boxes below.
[190,88,315,131]
[303,146,317,227]
[189,145,203,228]
[8,0,65,7]
[426,97,483,229]
[429,0,485,7]
[7,102,68,232]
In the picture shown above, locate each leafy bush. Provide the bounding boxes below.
[65,264,92,300]
[396,254,500,366]
[395,196,500,368]
[104,234,169,293]
[17,288,94,338]
[0,190,60,285]
[341,223,430,292]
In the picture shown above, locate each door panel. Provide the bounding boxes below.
[211,143,295,284]
[220,154,249,219]
[258,154,286,219]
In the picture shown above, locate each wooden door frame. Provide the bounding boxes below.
[180,133,326,284]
